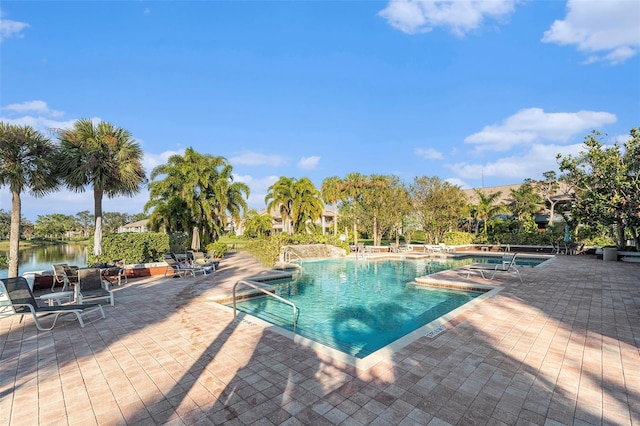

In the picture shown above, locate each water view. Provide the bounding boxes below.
[0,244,87,278]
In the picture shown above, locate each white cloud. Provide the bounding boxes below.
[143,150,183,173]
[233,174,278,210]
[297,156,320,170]
[415,147,444,160]
[0,115,79,137]
[3,100,64,117]
[0,10,29,42]
[464,107,617,151]
[444,177,470,189]
[542,0,640,65]
[446,142,584,182]
[229,151,287,166]
[378,0,516,36]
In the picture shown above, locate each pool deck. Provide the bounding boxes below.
[1,251,638,425]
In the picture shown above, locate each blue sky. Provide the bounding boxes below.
[1,0,639,222]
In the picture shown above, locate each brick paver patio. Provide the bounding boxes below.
[1,252,638,425]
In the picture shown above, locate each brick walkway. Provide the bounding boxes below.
[1,252,638,425]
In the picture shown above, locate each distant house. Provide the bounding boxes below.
[118,219,149,233]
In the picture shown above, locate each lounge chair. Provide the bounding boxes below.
[76,268,115,306]
[164,256,206,278]
[0,277,105,331]
[466,253,523,283]
[52,263,78,292]
[190,251,219,269]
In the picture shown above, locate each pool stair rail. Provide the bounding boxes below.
[232,279,298,330]
[283,247,303,263]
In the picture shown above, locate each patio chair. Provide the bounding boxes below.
[164,256,206,278]
[102,259,128,286]
[76,268,115,306]
[466,253,523,283]
[52,263,79,292]
[0,277,105,331]
[190,251,219,270]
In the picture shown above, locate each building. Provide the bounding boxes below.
[118,219,149,233]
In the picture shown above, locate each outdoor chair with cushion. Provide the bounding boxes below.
[466,252,523,283]
[0,277,105,331]
[190,251,219,270]
[76,268,115,306]
[164,256,206,278]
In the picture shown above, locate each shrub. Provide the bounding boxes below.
[244,233,349,267]
[443,231,473,245]
[206,241,228,259]
[88,232,169,265]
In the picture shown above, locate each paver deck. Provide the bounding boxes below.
[1,251,638,425]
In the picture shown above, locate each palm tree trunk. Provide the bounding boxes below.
[8,190,21,278]
[94,187,104,256]
[333,206,338,235]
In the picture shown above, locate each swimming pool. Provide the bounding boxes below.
[229,258,502,358]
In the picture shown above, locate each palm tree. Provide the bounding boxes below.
[265,177,295,234]
[0,123,60,277]
[291,177,324,233]
[508,180,543,230]
[472,189,507,235]
[57,119,146,256]
[321,176,343,235]
[341,172,366,244]
[146,148,248,244]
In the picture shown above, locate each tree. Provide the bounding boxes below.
[57,119,146,256]
[265,177,295,234]
[558,128,640,249]
[34,213,76,239]
[265,177,324,234]
[102,212,131,233]
[341,173,367,244]
[358,175,409,246]
[471,189,507,235]
[0,123,60,277]
[508,180,543,231]
[146,148,248,244]
[242,209,273,238]
[410,176,467,244]
[321,176,343,235]
[76,210,94,237]
[290,177,324,234]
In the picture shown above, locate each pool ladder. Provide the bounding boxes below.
[232,279,298,330]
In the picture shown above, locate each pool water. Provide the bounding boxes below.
[230,258,493,358]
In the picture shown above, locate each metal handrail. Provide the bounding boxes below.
[233,279,298,329]
[283,248,303,263]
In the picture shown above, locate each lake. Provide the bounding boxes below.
[0,243,88,278]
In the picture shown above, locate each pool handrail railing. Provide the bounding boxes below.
[233,279,298,329]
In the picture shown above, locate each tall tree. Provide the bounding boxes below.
[321,176,343,235]
[290,177,324,233]
[146,148,248,243]
[265,177,324,234]
[57,119,146,255]
[0,123,60,277]
[410,176,466,244]
[508,180,543,231]
[359,175,409,246]
[341,173,367,244]
[242,209,273,238]
[471,189,507,235]
[558,128,640,249]
[265,177,296,234]
[76,210,94,237]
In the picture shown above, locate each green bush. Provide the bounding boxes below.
[206,241,228,259]
[443,231,474,245]
[0,255,7,269]
[88,232,169,265]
